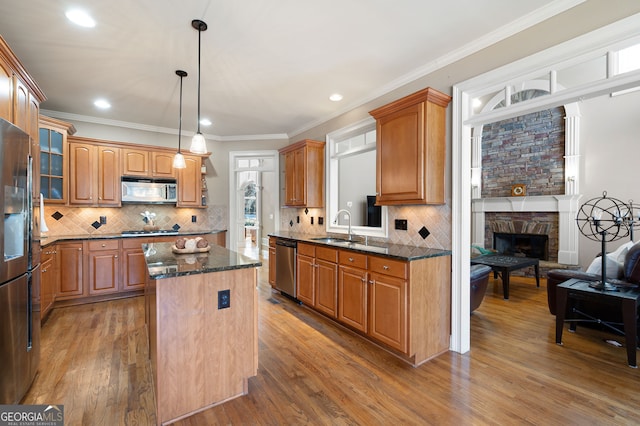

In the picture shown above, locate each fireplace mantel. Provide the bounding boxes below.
[472,195,583,265]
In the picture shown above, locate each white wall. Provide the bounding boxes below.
[577,89,640,266]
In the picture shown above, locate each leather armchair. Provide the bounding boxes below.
[546,241,640,316]
[470,264,492,313]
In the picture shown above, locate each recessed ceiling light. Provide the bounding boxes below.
[65,9,96,28]
[94,99,111,109]
[329,93,343,102]
[200,118,212,126]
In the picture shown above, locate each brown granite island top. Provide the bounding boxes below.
[143,242,261,279]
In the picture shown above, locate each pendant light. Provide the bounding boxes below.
[173,69,188,169]
[190,19,208,154]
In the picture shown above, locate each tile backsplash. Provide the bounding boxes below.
[41,203,227,236]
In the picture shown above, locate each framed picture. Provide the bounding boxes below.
[511,184,526,197]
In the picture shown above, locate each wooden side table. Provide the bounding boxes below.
[555,278,640,368]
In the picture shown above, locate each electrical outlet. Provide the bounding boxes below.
[395,219,408,230]
[318,217,323,225]
[218,289,230,309]
[100,216,107,224]
[311,217,314,225]
[191,215,197,223]
[296,216,300,223]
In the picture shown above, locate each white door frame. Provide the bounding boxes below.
[228,150,279,253]
[450,15,640,354]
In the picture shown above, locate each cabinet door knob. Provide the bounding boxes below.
[115,255,118,258]
[101,243,106,247]
[78,248,82,251]
[348,257,354,262]
[368,280,374,284]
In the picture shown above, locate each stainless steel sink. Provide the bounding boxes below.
[310,237,351,243]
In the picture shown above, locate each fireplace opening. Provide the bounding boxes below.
[493,232,549,260]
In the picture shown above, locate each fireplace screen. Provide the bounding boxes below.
[493,233,549,260]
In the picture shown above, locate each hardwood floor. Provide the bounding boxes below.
[24,265,640,425]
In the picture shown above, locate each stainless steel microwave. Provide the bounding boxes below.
[121,177,177,204]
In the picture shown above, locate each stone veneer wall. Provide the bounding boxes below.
[484,211,559,263]
[41,204,227,236]
[481,106,565,197]
[279,204,452,250]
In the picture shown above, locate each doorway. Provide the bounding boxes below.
[229,151,279,259]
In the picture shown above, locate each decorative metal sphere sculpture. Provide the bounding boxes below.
[576,191,631,290]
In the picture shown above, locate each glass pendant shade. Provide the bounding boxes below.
[190,132,207,154]
[173,152,186,169]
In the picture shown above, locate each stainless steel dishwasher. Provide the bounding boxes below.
[275,239,297,298]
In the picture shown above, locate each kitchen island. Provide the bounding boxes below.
[144,242,260,425]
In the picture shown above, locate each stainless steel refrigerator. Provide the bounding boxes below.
[0,118,40,404]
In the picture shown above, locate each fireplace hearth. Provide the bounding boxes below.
[493,232,549,260]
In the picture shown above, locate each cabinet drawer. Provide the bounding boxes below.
[369,256,407,279]
[122,237,149,249]
[88,239,119,251]
[339,250,367,269]
[315,246,337,263]
[297,242,315,257]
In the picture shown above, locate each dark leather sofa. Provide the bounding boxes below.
[546,241,640,319]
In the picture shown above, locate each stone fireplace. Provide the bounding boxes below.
[472,195,582,265]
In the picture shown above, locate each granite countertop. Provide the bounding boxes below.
[40,229,227,247]
[144,242,261,280]
[269,231,451,261]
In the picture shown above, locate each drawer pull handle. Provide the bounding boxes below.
[368,280,374,284]
[348,257,354,262]
[383,265,390,270]
[101,243,106,247]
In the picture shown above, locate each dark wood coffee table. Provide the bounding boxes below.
[470,254,540,299]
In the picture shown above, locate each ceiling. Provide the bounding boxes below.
[0,0,581,140]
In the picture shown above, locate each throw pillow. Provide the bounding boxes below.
[586,253,623,279]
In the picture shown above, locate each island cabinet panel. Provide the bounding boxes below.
[149,267,258,425]
[370,87,451,205]
[56,242,84,300]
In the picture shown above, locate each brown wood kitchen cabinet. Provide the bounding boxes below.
[87,240,120,296]
[338,250,368,333]
[177,154,204,208]
[151,151,176,178]
[296,243,339,319]
[122,148,150,177]
[268,237,276,287]
[39,116,75,203]
[122,237,149,291]
[340,252,408,353]
[369,87,451,205]
[68,138,121,207]
[40,246,57,321]
[56,241,85,300]
[279,139,325,208]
